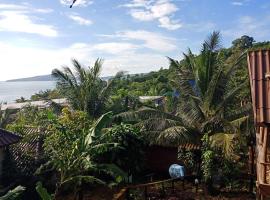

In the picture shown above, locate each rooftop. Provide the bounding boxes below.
[0,129,22,148]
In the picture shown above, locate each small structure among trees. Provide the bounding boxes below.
[0,129,21,178]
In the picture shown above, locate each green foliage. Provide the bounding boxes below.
[0,186,25,200]
[0,105,15,128]
[110,68,174,113]
[6,106,57,176]
[35,182,53,200]
[30,89,62,101]
[43,108,92,185]
[52,58,122,118]
[201,150,214,182]
[42,108,126,197]
[232,35,254,49]
[201,134,215,182]
[177,149,196,170]
[98,123,145,179]
[15,97,26,103]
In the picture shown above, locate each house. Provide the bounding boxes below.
[0,129,21,177]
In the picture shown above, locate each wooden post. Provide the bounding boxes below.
[249,139,255,193]
[144,186,147,200]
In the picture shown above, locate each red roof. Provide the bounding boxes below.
[0,129,22,147]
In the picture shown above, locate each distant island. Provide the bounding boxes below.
[6,75,54,82]
[6,74,113,82]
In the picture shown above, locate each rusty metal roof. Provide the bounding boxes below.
[247,50,270,125]
[0,129,22,147]
[178,143,201,150]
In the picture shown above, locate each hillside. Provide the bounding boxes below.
[7,74,113,82]
[6,74,54,82]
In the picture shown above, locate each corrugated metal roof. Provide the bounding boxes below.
[247,50,270,125]
[248,49,270,198]
[139,96,164,103]
[178,143,201,150]
[1,98,68,111]
[0,129,22,147]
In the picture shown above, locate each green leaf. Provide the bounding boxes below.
[35,182,53,200]
[0,186,25,200]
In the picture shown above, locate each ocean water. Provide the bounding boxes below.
[0,81,56,103]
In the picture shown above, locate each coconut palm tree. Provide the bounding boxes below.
[52,59,122,119]
[119,32,251,157]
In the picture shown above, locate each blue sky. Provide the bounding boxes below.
[0,0,270,81]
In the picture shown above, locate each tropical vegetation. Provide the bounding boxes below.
[1,32,268,199]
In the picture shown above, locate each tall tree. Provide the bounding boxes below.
[119,32,250,157]
[52,59,122,118]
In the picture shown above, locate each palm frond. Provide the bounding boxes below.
[204,31,221,51]
[136,118,182,131]
[61,175,105,187]
[0,186,25,200]
[177,99,204,127]
[71,59,86,84]
[215,80,248,113]
[92,58,103,79]
[230,116,249,129]
[202,67,222,110]
[156,126,199,146]
[209,132,236,159]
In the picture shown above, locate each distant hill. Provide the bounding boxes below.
[7,75,54,82]
[6,74,113,82]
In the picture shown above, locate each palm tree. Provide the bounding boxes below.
[119,32,250,157]
[52,59,122,119]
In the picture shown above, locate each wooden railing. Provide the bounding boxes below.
[113,176,192,200]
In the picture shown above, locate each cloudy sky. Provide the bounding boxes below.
[0,0,269,81]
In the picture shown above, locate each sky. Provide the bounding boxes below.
[0,0,270,81]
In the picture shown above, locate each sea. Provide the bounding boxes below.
[0,81,56,103]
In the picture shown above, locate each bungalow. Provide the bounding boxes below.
[0,129,21,177]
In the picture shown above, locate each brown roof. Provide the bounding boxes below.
[0,129,22,147]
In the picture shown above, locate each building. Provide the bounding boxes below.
[1,98,68,111]
[0,129,21,177]
[247,49,270,199]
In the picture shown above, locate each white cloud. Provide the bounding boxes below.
[0,4,26,10]
[34,8,54,13]
[130,9,155,21]
[0,40,172,81]
[0,11,58,37]
[0,3,53,13]
[231,2,243,6]
[60,0,93,7]
[158,17,182,30]
[223,15,270,40]
[231,0,250,6]
[68,14,92,25]
[93,42,139,54]
[122,0,182,30]
[151,1,178,18]
[101,30,177,52]
[0,3,57,37]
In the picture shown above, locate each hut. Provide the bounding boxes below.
[247,49,270,199]
[0,129,21,177]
